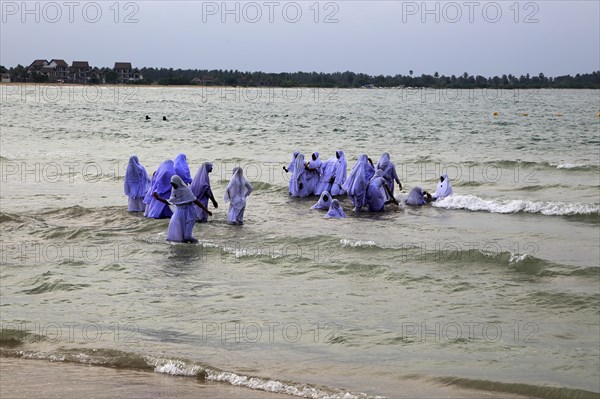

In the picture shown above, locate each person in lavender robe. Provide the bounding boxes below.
[124,155,150,212]
[174,153,192,184]
[224,167,253,225]
[305,152,322,195]
[343,154,371,211]
[143,160,176,219]
[283,151,299,195]
[163,175,212,243]
[291,153,311,198]
[405,187,432,206]
[312,190,332,210]
[376,152,402,201]
[330,150,347,196]
[433,174,453,200]
[190,162,218,222]
[366,170,398,212]
[324,199,345,219]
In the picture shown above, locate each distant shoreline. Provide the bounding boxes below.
[1,82,598,90]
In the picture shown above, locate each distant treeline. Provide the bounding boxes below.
[2,65,599,89]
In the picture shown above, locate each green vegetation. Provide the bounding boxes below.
[2,64,598,89]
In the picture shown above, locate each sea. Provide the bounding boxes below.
[1,85,599,398]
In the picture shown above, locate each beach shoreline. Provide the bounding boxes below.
[0,355,543,399]
[0,357,293,399]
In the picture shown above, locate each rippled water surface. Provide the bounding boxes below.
[1,86,599,398]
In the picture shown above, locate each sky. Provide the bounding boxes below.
[1,1,599,77]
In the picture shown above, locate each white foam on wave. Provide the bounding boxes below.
[153,359,203,376]
[340,239,377,248]
[206,370,381,399]
[432,195,600,216]
[550,162,592,169]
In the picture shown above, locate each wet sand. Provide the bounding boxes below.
[0,357,537,399]
[0,357,290,399]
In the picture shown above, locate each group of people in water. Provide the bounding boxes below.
[283,150,453,218]
[124,154,252,243]
[124,151,453,243]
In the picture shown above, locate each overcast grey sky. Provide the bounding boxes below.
[1,1,598,76]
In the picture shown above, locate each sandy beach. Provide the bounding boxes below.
[0,357,293,399]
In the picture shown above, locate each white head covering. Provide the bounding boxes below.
[224,167,251,203]
[169,175,197,205]
[325,199,346,219]
[312,191,332,210]
[434,174,453,199]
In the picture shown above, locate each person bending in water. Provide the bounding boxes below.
[324,199,345,219]
[312,190,332,210]
[366,170,398,212]
[405,187,433,206]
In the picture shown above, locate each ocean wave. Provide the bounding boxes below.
[460,160,599,172]
[340,238,377,248]
[337,239,591,277]
[0,345,382,399]
[20,278,91,295]
[206,370,375,398]
[551,162,596,171]
[432,376,599,399]
[432,195,600,216]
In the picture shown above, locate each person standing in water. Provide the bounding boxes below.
[376,153,402,201]
[283,151,299,195]
[161,175,212,243]
[124,155,150,212]
[143,160,176,219]
[291,153,311,198]
[174,153,193,185]
[190,162,218,222]
[330,150,347,196]
[305,152,322,195]
[433,174,453,200]
[343,154,371,211]
[224,167,253,225]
